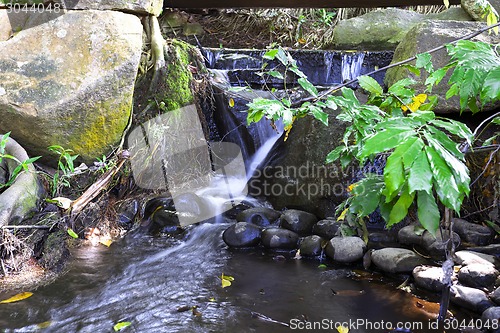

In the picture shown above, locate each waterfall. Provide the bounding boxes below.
[341,52,366,82]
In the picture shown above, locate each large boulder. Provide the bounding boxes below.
[0,10,142,165]
[332,8,472,51]
[371,248,429,273]
[250,111,352,218]
[452,218,495,246]
[385,20,500,114]
[325,236,366,263]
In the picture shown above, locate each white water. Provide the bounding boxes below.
[341,52,366,82]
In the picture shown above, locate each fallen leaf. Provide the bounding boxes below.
[51,197,72,210]
[67,228,78,239]
[228,98,235,108]
[221,274,234,288]
[99,238,113,247]
[337,325,349,333]
[0,292,33,304]
[113,321,132,331]
[337,208,348,221]
[36,321,51,328]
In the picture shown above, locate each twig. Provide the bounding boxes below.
[462,204,497,219]
[470,145,500,186]
[291,21,500,107]
[70,151,129,218]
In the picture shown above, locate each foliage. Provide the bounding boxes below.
[244,42,500,236]
[221,273,234,288]
[415,40,500,113]
[0,292,33,304]
[246,46,334,139]
[47,145,79,196]
[0,132,40,190]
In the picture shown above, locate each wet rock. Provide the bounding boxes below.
[386,20,500,113]
[422,231,461,259]
[490,287,500,305]
[172,193,211,226]
[261,228,299,249]
[280,209,318,236]
[0,10,142,164]
[455,250,498,267]
[368,231,397,249]
[482,307,500,333]
[0,136,41,227]
[451,285,496,313]
[452,218,495,246]
[222,201,254,219]
[371,248,429,273]
[236,207,281,227]
[459,264,499,289]
[38,230,70,272]
[143,197,175,219]
[412,265,447,292]
[325,236,366,263]
[312,219,340,239]
[223,222,262,248]
[397,225,424,246]
[300,235,325,257]
[465,244,500,256]
[462,0,498,22]
[117,199,139,229]
[151,209,180,227]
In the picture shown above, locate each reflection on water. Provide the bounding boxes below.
[0,223,472,333]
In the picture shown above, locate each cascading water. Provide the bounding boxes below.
[341,52,366,83]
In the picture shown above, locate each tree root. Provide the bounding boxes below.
[147,15,166,94]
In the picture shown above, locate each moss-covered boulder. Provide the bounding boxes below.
[385,20,500,113]
[0,10,142,165]
[331,8,472,51]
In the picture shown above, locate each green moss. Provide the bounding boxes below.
[157,40,196,112]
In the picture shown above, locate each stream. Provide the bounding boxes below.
[0,223,472,333]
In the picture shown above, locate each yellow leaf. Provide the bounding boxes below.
[337,208,348,221]
[37,321,51,329]
[401,94,427,112]
[221,274,234,288]
[0,292,33,304]
[443,0,449,8]
[347,183,357,192]
[283,116,296,142]
[99,238,113,247]
[337,325,349,333]
[113,321,132,331]
[298,38,306,44]
[228,98,235,108]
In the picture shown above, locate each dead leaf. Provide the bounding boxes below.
[0,292,33,304]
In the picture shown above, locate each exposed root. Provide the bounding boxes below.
[148,15,167,93]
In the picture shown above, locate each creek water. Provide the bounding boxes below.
[0,223,471,333]
[0,49,475,333]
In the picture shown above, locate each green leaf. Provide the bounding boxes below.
[492,116,500,125]
[67,228,78,239]
[113,322,132,332]
[298,78,318,97]
[263,49,278,60]
[432,118,473,146]
[358,75,383,96]
[325,146,346,163]
[417,190,440,236]
[388,78,416,97]
[359,128,415,159]
[408,110,435,123]
[408,149,432,194]
[425,125,464,159]
[424,145,462,212]
[425,68,448,90]
[309,105,328,126]
[388,187,415,227]
[350,175,384,217]
[481,67,500,104]
[416,52,433,73]
[267,70,284,80]
[382,150,405,202]
[446,83,459,100]
[403,64,420,76]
